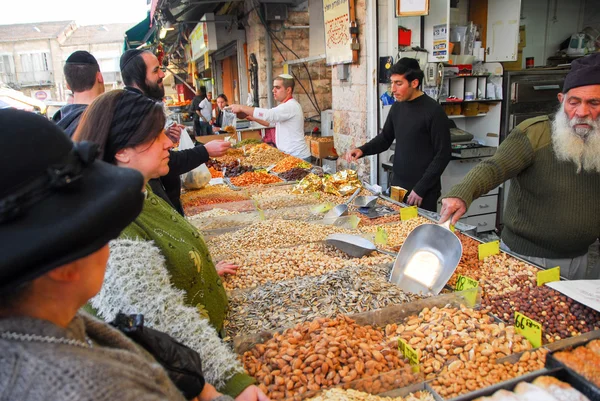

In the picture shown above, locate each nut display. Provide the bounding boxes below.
[244,143,287,167]
[278,168,311,182]
[223,242,394,291]
[226,264,423,338]
[484,286,600,342]
[215,148,246,164]
[306,387,435,401]
[250,188,321,210]
[385,305,533,380]
[241,315,410,400]
[361,218,432,251]
[181,186,250,216]
[230,171,283,187]
[553,339,600,386]
[431,349,548,399]
[272,155,310,173]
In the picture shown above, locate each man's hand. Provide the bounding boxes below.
[235,385,270,401]
[406,190,423,207]
[344,148,363,162]
[204,140,231,157]
[228,104,250,119]
[215,260,238,276]
[439,197,468,226]
[166,123,185,144]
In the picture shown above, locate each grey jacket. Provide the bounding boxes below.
[0,312,186,401]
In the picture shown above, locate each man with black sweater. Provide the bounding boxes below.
[346,58,451,212]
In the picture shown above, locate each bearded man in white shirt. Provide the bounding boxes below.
[229,74,311,160]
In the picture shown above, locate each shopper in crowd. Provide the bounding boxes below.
[212,94,229,132]
[52,51,105,137]
[0,109,232,401]
[228,74,310,160]
[440,53,600,280]
[120,49,230,215]
[73,89,261,401]
[345,58,451,212]
[190,86,213,136]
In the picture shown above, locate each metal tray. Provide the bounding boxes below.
[448,368,600,401]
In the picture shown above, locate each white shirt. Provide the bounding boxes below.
[253,98,310,159]
[199,98,212,122]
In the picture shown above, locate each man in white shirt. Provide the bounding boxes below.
[229,74,310,160]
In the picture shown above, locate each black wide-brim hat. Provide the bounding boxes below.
[0,109,145,292]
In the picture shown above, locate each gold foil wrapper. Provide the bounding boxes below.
[323,170,362,196]
[390,186,408,202]
[292,173,323,194]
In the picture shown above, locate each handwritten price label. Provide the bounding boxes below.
[311,202,334,214]
[398,338,420,372]
[514,312,542,348]
[478,240,500,260]
[455,274,479,306]
[375,227,388,245]
[537,266,560,287]
[400,206,418,221]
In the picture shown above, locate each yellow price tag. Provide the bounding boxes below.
[537,266,560,287]
[258,209,266,221]
[514,312,542,348]
[398,338,420,372]
[400,206,418,221]
[347,215,360,229]
[375,227,388,245]
[311,202,334,214]
[478,240,500,260]
[455,274,479,307]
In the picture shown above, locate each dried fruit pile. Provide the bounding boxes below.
[230,171,283,187]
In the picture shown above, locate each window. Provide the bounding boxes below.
[19,52,53,85]
[0,54,16,84]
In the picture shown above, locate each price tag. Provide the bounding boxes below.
[311,202,334,214]
[537,266,560,287]
[455,274,479,307]
[514,312,542,348]
[398,338,420,372]
[375,227,388,245]
[346,215,360,229]
[258,209,266,221]
[478,240,500,260]
[400,206,418,221]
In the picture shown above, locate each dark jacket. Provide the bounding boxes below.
[53,104,88,137]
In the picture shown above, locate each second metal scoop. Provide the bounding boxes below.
[353,195,378,208]
[323,188,361,221]
[325,233,396,257]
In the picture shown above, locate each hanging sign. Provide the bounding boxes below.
[396,0,430,16]
[323,0,353,65]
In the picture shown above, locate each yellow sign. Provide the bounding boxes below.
[375,227,388,245]
[400,206,418,221]
[346,215,360,229]
[514,311,542,348]
[537,266,560,287]
[455,274,479,306]
[311,202,334,213]
[478,240,500,260]
[398,338,420,372]
[204,52,210,70]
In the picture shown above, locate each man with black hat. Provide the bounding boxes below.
[345,58,452,212]
[440,53,600,280]
[52,50,104,137]
[120,49,230,215]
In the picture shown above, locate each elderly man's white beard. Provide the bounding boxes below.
[551,103,600,173]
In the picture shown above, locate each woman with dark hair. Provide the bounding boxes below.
[212,94,229,132]
[73,89,261,401]
[0,109,209,400]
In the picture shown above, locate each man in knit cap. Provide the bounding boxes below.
[52,51,104,137]
[440,53,600,280]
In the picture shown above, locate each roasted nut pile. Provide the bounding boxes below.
[385,305,533,380]
[306,387,435,401]
[242,315,410,400]
[223,242,394,290]
[484,286,600,342]
[182,186,250,216]
[263,206,322,221]
[215,148,246,164]
[244,143,287,167]
[230,171,283,187]
[187,208,239,220]
[189,212,258,233]
[431,348,548,398]
[206,220,358,260]
[554,339,600,387]
[250,189,321,210]
[226,264,423,338]
[271,155,309,173]
[361,218,432,251]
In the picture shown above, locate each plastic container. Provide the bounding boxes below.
[462,102,479,116]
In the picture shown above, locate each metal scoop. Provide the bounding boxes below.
[389,219,462,295]
[323,188,361,221]
[325,234,396,257]
[353,195,378,208]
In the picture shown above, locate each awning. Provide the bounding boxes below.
[0,88,46,113]
[124,12,157,50]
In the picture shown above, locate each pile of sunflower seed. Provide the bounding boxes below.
[225,263,425,339]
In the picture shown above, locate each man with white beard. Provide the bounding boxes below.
[440,53,600,280]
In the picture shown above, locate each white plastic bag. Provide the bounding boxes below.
[179,129,211,189]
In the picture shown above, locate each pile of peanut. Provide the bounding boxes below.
[223,242,393,290]
[250,189,321,210]
[361,218,432,251]
[242,316,413,400]
[431,349,547,398]
[385,305,533,380]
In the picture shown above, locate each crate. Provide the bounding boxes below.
[310,138,336,158]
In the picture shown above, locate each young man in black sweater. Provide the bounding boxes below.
[346,58,451,212]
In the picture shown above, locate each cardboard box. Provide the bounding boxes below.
[240,130,262,141]
[519,25,526,49]
[310,138,336,158]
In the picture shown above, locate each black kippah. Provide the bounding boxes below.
[120,49,144,71]
[397,57,421,70]
[66,50,98,66]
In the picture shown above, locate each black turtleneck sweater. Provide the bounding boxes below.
[359,93,451,210]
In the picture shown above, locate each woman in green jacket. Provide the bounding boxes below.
[73,90,265,401]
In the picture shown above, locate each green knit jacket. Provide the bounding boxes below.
[445,116,600,259]
[90,186,255,397]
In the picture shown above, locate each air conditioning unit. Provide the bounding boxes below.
[264,3,288,21]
